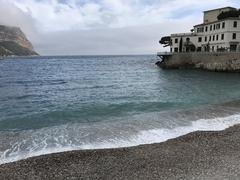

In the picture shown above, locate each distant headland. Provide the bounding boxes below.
[0,25,38,57]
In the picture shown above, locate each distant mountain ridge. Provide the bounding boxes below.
[0,25,38,56]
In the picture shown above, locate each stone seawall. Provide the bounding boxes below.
[157,52,240,72]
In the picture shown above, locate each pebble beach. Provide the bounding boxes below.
[1,125,240,180]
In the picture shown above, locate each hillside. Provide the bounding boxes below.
[0,25,38,56]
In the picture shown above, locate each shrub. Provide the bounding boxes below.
[217,9,240,20]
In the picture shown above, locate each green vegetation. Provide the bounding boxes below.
[217,9,240,20]
[159,36,171,47]
[0,46,13,56]
[0,41,38,56]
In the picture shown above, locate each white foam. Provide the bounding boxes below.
[1,114,240,165]
[80,114,240,149]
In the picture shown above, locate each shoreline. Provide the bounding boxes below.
[157,52,240,72]
[1,124,240,179]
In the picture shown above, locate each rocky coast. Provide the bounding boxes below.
[0,25,38,56]
[1,124,240,180]
[157,52,240,72]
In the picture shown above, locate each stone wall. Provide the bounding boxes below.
[158,52,240,72]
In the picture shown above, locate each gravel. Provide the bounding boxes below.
[1,125,240,180]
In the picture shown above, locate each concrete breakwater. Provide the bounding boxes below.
[157,52,240,72]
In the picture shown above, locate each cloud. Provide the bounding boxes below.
[0,1,38,40]
[0,0,239,55]
[8,0,239,31]
[35,17,198,55]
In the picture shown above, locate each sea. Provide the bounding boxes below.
[1,55,240,164]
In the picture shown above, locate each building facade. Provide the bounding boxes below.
[169,7,240,53]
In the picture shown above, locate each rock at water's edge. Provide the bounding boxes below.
[157,52,240,72]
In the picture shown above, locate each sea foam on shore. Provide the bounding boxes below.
[1,120,240,179]
[80,113,240,149]
[1,113,240,165]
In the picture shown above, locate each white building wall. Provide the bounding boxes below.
[170,18,240,52]
[170,34,198,52]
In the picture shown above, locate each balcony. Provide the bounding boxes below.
[157,52,173,56]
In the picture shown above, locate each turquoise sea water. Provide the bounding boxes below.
[1,55,240,163]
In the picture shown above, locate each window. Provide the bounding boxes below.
[216,34,219,41]
[175,38,178,43]
[221,34,224,40]
[233,33,236,39]
[209,36,211,41]
[213,35,215,41]
[214,24,216,30]
[198,37,202,42]
[197,47,202,52]
[174,47,178,52]
[186,37,190,41]
[170,48,172,52]
[230,44,237,51]
[205,26,208,32]
[216,23,220,29]
[212,46,215,51]
[222,22,225,29]
[234,21,238,28]
[197,27,204,33]
[210,25,212,31]
[205,36,207,42]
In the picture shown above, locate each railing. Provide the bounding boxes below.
[171,33,196,36]
[157,52,173,56]
[157,51,240,56]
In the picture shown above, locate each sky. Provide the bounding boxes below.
[0,0,240,55]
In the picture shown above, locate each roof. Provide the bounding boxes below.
[194,23,204,27]
[171,33,196,37]
[204,6,236,13]
[194,17,240,27]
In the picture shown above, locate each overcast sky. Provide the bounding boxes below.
[0,0,240,55]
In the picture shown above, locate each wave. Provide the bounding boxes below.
[80,113,240,149]
[0,101,181,131]
[1,113,240,165]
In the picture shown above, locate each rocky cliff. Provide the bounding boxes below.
[0,25,38,56]
[157,52,240,72]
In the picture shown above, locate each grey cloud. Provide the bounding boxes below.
[0,1,38,42]
[0,0,210,55]
[35,25,165,55]
[34,21,194,55]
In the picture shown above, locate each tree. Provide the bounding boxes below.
[217,9,240,20]
[179,37,183,52]
[159,36,171,47]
